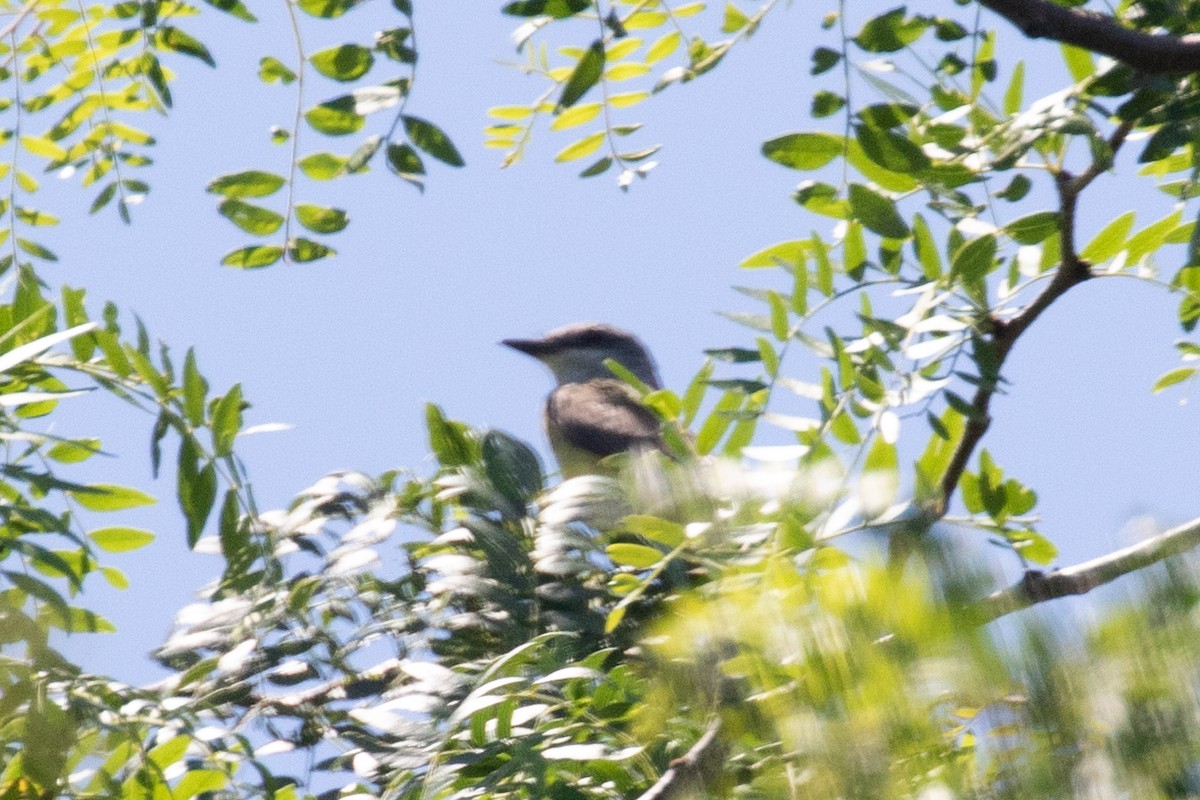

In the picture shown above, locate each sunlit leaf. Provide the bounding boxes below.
[71,484,156,511]
[89,527,155,553]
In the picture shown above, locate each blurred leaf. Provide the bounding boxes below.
[259,56,296,83]
[298,152,348,180]
[295,205,349,234]
[306,97,365,135]
[558,40,605,109]
[211,384,244,457]
[288,238,335,262]
[71,483,156,511]
[555,132,605,163]
[402,115,464,166]
[218,199,284,236]
[207,171,285,198]
[1006,212,1059,245]
[222,245,284,269]
[624,515,684,547]
[849,183,910,238]
[157,27,215,66]
[762,132,843,170]
[503,0,588,17]
[89,526,155,553]
[1153,366,1196,393]
[607,542,662,568]
[297,0,360,17]
[178,436,216,548]
[311,44,374,81]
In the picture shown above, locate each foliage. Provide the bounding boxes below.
[4,1,1200,800]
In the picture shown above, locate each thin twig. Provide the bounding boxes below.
[972,514,1200,624]
[934,121,1133,515]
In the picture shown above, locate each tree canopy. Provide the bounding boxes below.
[5,2,1200,799]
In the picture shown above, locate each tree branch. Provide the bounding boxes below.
[933,121,1133,516]
[971,514,1200,624]
[635,718,726,800]
[976,0,1200,74]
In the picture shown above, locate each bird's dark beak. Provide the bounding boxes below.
[501,337,550,357]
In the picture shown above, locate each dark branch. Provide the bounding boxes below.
[972,515,1200,624]
[977,0,1200,74]
[934,121,1133,515]
[636,718,726,800]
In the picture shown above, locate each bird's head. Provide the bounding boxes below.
[502,322,661,389]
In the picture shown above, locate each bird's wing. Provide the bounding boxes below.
[547,379,663,457]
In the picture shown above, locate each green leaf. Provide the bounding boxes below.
[183,348,208,427]
[1127,210,1182,262]
[1080,211,1135,263]
[305,97,365,135]
[1004,60,1024,115]
[218,199,284,236]
[482,430,542,508]
[607,542,663,568]
[579,156,612,178]
[386,143,425,190]
[157,27,215,66]
[811,46,840,75]
[849,183,910,239]
[555,131,605,163]
[558,39,605,109]
[740,240,808,269]
[402,115,464,166]
[721,1,749,32]
[426,403,474,466]
[295,204,349,234]
[207,170,285,198]
[175,770,228,800]
[853,8,928,52]
[996,174,1031,202]
[1006,212,1059,245]
[1060,43,1093,83]
[854,123,930,173]
[222,245,283,269]
[624,514,685,547]
[211,384,244,457]
[298,152,348,180]
[310,44,374,81]
[16,239,58,261]
[288,238,335,262]
[178,436,216,548]
[550,101,601,131]
[912,214,941,278]
[1152,366,1197,393]
[15,207,58,227]
[768,290,788,340]
[762,132,843,170]
[89,526,155,553]
[20,135,67,161]
[71,483,156,511]
[297,0,359,17]
[259,55,296,84]
[48,437,101,463]
[952,235,997,283]
[503,0,588,17]
[202,0,255,21]
[646,31,680,63]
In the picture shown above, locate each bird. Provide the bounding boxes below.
[502,323,666,478]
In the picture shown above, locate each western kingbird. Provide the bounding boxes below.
[502,323,666,478]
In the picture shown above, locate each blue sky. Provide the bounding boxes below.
[38,5,1200,680]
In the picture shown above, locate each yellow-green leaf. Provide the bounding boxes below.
[554,131,605,162]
